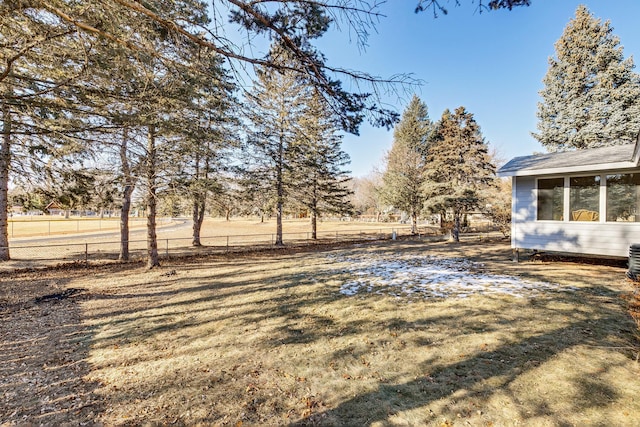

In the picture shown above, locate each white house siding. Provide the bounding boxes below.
[512,176,640,257]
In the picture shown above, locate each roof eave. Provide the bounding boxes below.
[497,160,639,177]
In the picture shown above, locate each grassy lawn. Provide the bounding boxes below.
[3,217,429,270]
[7,217,415,239]
[7,217,149,237]
[1,239,639,426]
[198,218,415,236]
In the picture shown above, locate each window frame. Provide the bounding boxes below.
[568,174,602,222]
[535,176,566,222]
[605,172,640,223]
[535,173,609,223]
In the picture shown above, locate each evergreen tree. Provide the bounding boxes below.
[120,45,223,268]
[115,129,140,261]
[2,1,403,133]
[207,178,241,221]
[237,166,275,223]
[424,107,495,242]
[243,45,307,245]
[416,0,529,15]
[1,3,95,260]
[381,95,432,234]
[38,169,96,218]
[290,91,353,238]
[164,49,238,246]
[2,1,216,266]
[533,5,640,152]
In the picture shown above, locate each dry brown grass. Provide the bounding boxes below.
[8,217,410,239]
[3,218,427,271]
[8,217,149,237]
[1,239,639,426]
[199,218,410,236]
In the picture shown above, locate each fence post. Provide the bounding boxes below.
[165,239,169,259]
[11,221,13,237]
[85,243,88,265]
[48,221,51,235]
[335,231,338,242]
[226,235,229,253]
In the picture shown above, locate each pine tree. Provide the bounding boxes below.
[2,0,417,263]
[381,95,432,234]
[244,45,307,245]
[533,5,640,152]
[113,44,221,268]
[290,91,353,238]
[424,107,495,242]
[164,49,238,246]
[1,3,94,260]
[2,1,403,133]
[96,17,223,267]
[116,129,139,261]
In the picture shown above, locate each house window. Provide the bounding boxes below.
[570,176,600,221]
[606,173,640,222]
[537,178,564,221]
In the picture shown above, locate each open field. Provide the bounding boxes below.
[7,217,153,238]
[1,239,639,426]
[3,218,437,270]
[7,217,423,239]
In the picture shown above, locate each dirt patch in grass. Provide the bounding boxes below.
[1,239,639,426]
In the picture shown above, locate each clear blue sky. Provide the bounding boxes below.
[312,1,640,177]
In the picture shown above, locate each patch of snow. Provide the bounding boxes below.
[329,253,575,299]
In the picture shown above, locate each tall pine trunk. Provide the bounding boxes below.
[192,151,204,246]
[119,186,133,260]
[0,97,11,261]
[192,197,205,246]
[275,133,284,246]
[119,131,134,261]
[276,189,283,245]
[146,125,160,268]
[310,184,318,239]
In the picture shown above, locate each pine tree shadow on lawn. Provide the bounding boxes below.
[52,242,639,425]
[84,264,344,355]
[290,285,638,426]
[0,276,103,424]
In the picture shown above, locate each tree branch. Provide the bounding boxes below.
[0,29,76,83]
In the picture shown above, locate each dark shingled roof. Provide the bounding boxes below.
[498,143,638,176]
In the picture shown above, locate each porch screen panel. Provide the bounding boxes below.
[537,178,564,221]
[570,176,600,221]
[606,173,640,222]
